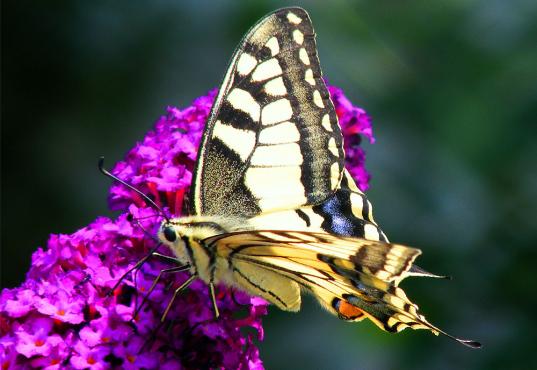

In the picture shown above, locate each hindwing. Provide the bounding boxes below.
[245,169,389,242]
[191,7,344,218]
[205,230,481,348]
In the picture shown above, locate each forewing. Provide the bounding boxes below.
[192,7,344,217]
[206,230,480,348]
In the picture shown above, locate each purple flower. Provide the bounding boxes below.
[112,337,159,369]
[30,333,70,370]
[0,335,19,370]
[1,289,36,318]
[14,317,63,358]
[328,85,375,191]
[36,289,84,324]
[70,340,110,370]
[0,84,374,369]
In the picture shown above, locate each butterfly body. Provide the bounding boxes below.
[154,7,480,348]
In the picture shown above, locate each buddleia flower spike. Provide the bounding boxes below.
[0,80,385,368]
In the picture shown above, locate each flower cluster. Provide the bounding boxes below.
[0,85,374,369]
[328,85,375,191]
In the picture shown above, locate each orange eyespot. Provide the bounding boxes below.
[332,298,364,320]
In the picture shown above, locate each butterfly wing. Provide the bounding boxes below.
[205,230,481,348]
[191,7,344,218]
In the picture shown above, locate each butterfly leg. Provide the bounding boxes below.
[151,252,185,264]
[161,275,196,322]
[209,283,220,319]
[108,243,163,296]
[134,264,190,319]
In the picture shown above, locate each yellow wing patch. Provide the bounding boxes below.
[231,260,301,311]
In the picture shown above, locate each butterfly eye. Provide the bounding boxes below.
[163,226,177,242]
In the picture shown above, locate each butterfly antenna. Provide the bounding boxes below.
[98,157,170,223]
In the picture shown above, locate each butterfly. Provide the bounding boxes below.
[106,7,480,348]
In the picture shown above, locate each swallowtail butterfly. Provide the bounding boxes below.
[136,7,480,348]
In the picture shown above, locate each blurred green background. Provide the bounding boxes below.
[2,1,536,369]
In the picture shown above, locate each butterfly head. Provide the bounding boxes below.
[161,223,178,243]
[158,216,238,275]
[159,216,234,255]
[159,216,231,242]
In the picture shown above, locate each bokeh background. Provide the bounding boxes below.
[2,1,536,369]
